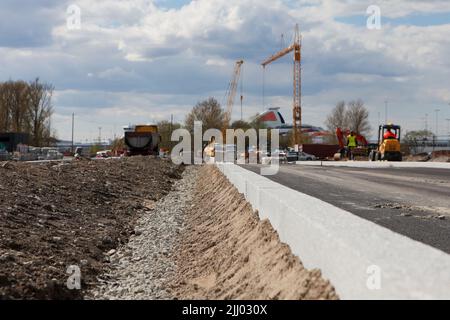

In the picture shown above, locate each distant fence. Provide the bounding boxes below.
[404,140,450,154]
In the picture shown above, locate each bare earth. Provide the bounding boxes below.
[0,157,183,299]
[171,165,338,300]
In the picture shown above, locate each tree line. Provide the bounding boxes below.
[157,97,373,150]
[0,78,54,147]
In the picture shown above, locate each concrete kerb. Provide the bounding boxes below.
[216,163,450,300]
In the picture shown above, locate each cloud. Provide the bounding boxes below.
[1,0,450,140]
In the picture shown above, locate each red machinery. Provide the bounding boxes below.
[336,128,369,158]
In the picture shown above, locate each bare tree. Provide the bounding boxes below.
[0,78,55,146]
[157,120,181,151]
[346,99,371,136]
[28,78,54,146]
[325,101,347,134]
[10,81,30,133]
[0,82,14,131]
[325,100,371,137]
[185,97,224,133]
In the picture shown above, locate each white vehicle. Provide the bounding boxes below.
[297,151,317,161]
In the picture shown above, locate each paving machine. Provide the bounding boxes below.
[369,124,402,162]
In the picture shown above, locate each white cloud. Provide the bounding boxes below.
[1,0,450,140]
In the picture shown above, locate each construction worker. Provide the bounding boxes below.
[384,128,397,140]
[347,131,357,160]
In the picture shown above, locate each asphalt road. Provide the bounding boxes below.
[241,164,450,254]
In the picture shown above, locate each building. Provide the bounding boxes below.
[255,108,330,140]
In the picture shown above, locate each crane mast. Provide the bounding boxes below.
[222,60,244,136]
[262,24,302,146]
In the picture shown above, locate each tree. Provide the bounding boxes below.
[346,99,371,136]
[157,120,181,151]
[0,78,54,147]
[110,137,125,155]
[185,97,224,133]
[231,120,252,130]
[28,78,54,146]
[325,101,347,134]
[325,100,371,137]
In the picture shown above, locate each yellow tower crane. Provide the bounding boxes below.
[262,24,302,146]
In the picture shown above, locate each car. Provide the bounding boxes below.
[297,151,317,161]
[272,149,287,163]
[286,150,299,162]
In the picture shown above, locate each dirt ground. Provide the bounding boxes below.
[0,157,183,300]
[170,165,338,300]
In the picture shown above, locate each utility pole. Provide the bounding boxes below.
[446,118,450,141]
[98,127,102,145]
[71,113,75,154]
[435,109,440,139]
[425,113,428,132]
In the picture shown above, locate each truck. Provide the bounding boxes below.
[124,125,160,156]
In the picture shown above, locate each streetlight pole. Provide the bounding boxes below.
[446,118,450,142]
[435,109,440,139]
[71,113,75,154]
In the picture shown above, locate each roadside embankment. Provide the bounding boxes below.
[170,165,338,300]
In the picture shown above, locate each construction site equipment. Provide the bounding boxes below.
[222,60,244,137]
[124,125,160,156]
[334,128,371,160]
[301,144,340,160]
[205,60,244,159]
[369,124,402,162]
[262,24,302,146]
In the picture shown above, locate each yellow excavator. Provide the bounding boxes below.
[369,124,402,162]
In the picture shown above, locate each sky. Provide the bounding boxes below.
[1,0,450,142]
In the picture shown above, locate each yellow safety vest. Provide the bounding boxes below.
[347,135,357,147]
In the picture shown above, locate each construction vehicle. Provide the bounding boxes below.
[262,24,302,147]
[369,124,402,162]
[124,125,160,156]
[334,128,370,160]
[222,60,244,137]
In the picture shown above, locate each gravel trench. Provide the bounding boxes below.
[88,166,197,300]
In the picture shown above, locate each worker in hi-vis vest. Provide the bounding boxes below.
[347,131,357,160]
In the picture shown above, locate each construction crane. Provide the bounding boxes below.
[204,60,244,159]
[222,60,244,136]
[262,24,302,146]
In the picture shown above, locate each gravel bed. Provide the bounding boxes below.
[88,166,198,300]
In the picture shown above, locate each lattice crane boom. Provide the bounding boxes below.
[261,24,302,146]
[223,60,244,135]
